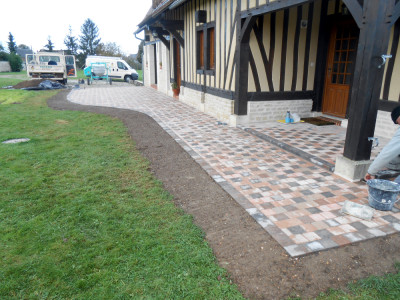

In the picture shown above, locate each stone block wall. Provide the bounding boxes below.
[0,61,11,72]
[374,110,398,139]
[180,87,205,111]
[247,100,314,124]
[204,94,234,123]
[181,87,315,126]
[180,87,235,123]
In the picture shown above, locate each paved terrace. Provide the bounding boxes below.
[68,85,400,257]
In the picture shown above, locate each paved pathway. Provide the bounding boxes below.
[68,85,400,257]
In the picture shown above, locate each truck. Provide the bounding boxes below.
[85,56,139,82]
[26,51,76,84]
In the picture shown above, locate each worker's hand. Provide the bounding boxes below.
[364,173,375,181]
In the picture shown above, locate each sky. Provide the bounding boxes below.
[0,0,152,55]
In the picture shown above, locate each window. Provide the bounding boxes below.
[197,22,215,73]
[207,27,215,70]
[27,55,34,64]
[39,55,60,63]
[117,61,127,70]
[197,29,204,69]
[65,56,74,65]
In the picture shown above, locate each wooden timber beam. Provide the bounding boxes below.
[160,22,184,48]
[149,27,171,50]
[148,26,169,36]
[343,0,395,161]
[240,0,308,19]
[160,20,184,31]
[241,15,256,43]
[156,32,171,51]
[234,15,258,115]
[391,1,400,26]
[342,0,363,28]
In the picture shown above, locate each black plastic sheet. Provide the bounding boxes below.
[22,80,66,90]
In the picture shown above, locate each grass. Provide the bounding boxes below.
[137,69,143,81]
[0,76,54,105]
[0,80,243,299]
[316,264,400,299]
[75,69,86,79]
[0,77,25,88]
[0,71,28,78]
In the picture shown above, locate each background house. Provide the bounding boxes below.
[16,48,33,70]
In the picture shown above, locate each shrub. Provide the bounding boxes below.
[8,53,22,72]
[0,51,8,62]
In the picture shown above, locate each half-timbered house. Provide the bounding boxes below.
[135,0,400,181]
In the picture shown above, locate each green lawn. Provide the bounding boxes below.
[0,71,28,78]
[0,80,243,299]
[137,69,143,81]
[316,264,400,299]
[0,77,54,104]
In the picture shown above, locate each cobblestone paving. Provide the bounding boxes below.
[67,85,400,257]
[244,123,387,172]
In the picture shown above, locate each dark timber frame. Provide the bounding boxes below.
[235,0,400,163]
[161,20,185,48]
[234,15,257,115]
[343,0,399,161]
[235,0,310,115]
[149,27,171,51]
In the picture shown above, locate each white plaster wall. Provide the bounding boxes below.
[143,42,171,92]
[0,61,11,72]
[149,44,156,85]
[157,43,170,94]
[143,46,151,87]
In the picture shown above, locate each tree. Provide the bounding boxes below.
[7,32,17,53]
[96,42,123,57]
[0,43,4,51]
[137,40,144,64]
[79,18,101,56]
[64,25,78,55]
[44,36,54,51]
[18,44,30,49]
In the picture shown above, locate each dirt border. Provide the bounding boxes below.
[48,89,400,299]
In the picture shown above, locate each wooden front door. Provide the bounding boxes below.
[322,20,359,118]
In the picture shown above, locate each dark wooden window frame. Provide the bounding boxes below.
[196,22,216,75]
[197,29,204,71]
[207,26,215,71]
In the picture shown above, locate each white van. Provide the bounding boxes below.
[85,56,139,82]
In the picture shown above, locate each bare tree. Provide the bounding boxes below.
[64,26,78,55]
